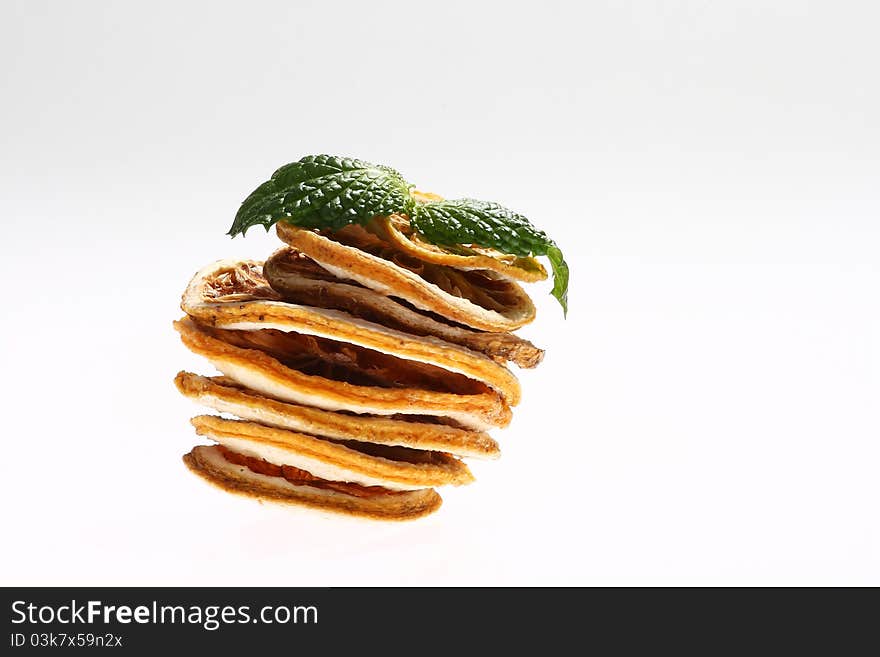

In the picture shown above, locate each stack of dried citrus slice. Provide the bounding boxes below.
[174,159,565,520]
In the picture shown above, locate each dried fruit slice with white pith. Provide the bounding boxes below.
[184,445,443,521]
[191,415,473,491]
[275,222,537,332]
[175,372,501,459]
[175,317,512,431]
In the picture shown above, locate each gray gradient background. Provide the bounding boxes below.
[1,1,877,585]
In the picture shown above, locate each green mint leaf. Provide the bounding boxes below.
[546,245,569,316]
[411,199,569,315]
[228,155,414,237]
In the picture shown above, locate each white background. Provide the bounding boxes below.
[1,1,877,586]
